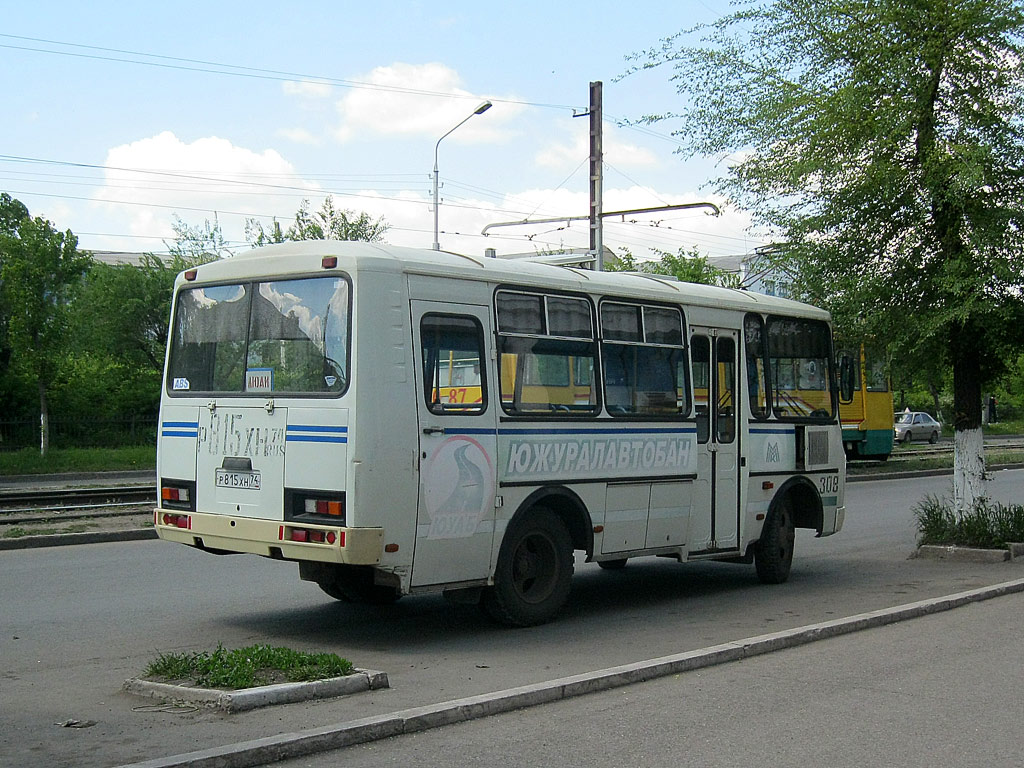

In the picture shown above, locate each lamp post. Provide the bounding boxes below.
[433,100,492,250]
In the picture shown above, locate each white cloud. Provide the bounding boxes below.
[536,121,658,170]
[91,131,320,245]
[332,62,517,143]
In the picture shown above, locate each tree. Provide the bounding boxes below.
[245,196,389,246]
[609,245,742,287]
[72,254,182,373]
[634,0,1024,511]
[0,194,92,454]
[166,215,234,262]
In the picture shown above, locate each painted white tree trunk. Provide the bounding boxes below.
[952,427,986,512]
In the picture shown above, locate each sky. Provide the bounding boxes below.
[1,1,767,263]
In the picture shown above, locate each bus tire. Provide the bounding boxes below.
[482,508,573,627]
[755,496,795,584]
[315,565,402,605]
[597,558,628,570]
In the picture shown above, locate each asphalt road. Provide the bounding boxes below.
[1,470,1022,767]
[282,591,1024,768]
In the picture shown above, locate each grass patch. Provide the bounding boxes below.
[985,419,1024,436]
[144,644,354,690]
[915,496,1024,549]
[0,446,155,475]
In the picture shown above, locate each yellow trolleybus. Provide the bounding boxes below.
[155,241,846,625]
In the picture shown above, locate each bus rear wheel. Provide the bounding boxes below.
[755,497,795,584]
[482,508,573,627]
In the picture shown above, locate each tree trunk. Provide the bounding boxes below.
[950,323,985,512]
[38,379,49,457]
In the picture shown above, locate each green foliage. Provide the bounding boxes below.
[246,195,389,246]
[632,0,1024,399]
[608,245,741,287]
[0,194,92,453]
[165,216,232,263]
[0,446,155,474]
[144,644,354,689]
[915,495,1024,548]
[632,0,1024,507]
[72,255,182,372]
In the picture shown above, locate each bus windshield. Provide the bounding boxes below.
[167,276,350,396]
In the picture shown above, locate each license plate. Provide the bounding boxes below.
[215,469,262,490]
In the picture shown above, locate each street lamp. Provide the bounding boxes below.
[433,100,492,250]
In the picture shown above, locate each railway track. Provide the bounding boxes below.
[888,440,1024,461]
[0,485,155,522]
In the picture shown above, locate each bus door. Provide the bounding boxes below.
[690,328,741,554]
[411,301,498,587]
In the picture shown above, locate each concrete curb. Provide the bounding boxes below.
[914,544,1010,563]
[115,577,1024,768]
[123,669,389,712]
[914,542,1024,563]
[0,528,157,550]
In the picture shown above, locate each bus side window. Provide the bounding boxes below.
[420,314,487,415]
[692,335,711,443]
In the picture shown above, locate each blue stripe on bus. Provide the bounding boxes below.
[441,426,697,437]
[286,425,348,444]
[161,421,198,438]
[749,427,795,435]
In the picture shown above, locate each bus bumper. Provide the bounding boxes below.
[154,507,383,565]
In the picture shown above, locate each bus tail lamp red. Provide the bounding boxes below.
[282,526,340,546]
[161,513,191,529]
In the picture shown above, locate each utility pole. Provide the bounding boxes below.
[588,81,604,270]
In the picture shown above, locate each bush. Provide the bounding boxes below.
[914,495,1024,549]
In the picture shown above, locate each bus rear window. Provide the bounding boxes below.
[167,276,350,396]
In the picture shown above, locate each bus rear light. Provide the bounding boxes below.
[162,486,190,503]
[161,513,191,529]
[322,256,338,269]
[160,479,196,511]
[184,269,198,281]
[304,498,343,517]
[285,526,340,545]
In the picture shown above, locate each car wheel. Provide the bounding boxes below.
[902,431,912,444]
[929,431,938,444]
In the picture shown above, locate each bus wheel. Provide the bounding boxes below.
[316,566,401,605]
[755,497,795,584]
[597,558,628,570]
[482,508,573,626]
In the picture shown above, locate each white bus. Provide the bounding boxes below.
[155,241,845,626]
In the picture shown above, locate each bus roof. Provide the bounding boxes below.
[179,240,830,320]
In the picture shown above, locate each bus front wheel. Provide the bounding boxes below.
[482,508,573,627]
[755,497,795,584]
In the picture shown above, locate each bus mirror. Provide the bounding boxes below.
[839,354,855,403]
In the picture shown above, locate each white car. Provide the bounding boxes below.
[894,412,941,444]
